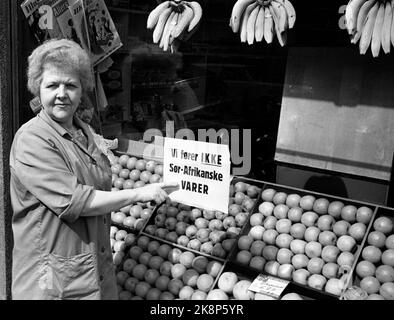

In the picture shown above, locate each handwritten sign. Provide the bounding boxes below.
[248,274,290,299]
[163,137,230,213]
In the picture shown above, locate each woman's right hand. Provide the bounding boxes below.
[134,182,179,204]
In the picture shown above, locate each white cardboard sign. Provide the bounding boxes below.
[163,137,230,213]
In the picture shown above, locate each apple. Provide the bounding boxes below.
[250,256,267,270]
[175,221,188,236]
[356,206,373,224]
[155,228,169,239]
[305,241,322,258]
[317,215,336,231]
[234,192,246,205]
[154,213,166,228]
[286,194,301,208]
[272,192,288,205]
[277,264,294,280]
[234,181,248,193]
[307,274,327,290]
[341,205,357,223]
[196,228,210,243]
[247,185,260,198]
[263,229,279,245]
[373,216,393,235]
[290,223,306,239]
[337,235,357,252]
[333,220,351,237]
[276,219,292,234]
[249,225,265,241]
[360,276,380,294]
[321,245,340,263]
[215,211,226,221]
[301,211,319,227]
[275,233,294,249]
[195,217,209,229]
[368,231,387,248]
[188,239,202,251]
[281,293,303,300]
[227,227,241,238]
[249,213,264,227]
[290,239,307,254]
[325,278,345,296]
[177,235,190,247]
[185,225,198,238]
[273,204,289,219]
[250,240,266,256]
[287,207,303,223]
[292,269,310,285]
[223,216,236,229]
[217,272,238,294]
[264,261,280,276]
[263,216,278,230]
[190,208,202,220]
[299,195,316,211]
[200,241,213,254]
[291,254,309,269]
[304,226,321,242]
[212,243,226,258]
[386,234,394,249]
[228,204,242,216]
[208,219,224,231]
[322,262,339,279]
[277,248,294,264]
[348,222,367,242]
[328,201,344,219]
[313,198,330,215]
[318,231,337,246]
[337,252,355,268]
[307,257,324,274]
[262,245,279,261]
[261,188,276,202]
[235,212,248,227]
[362,246,382,263]
[233,280,255,300]
[379,282,394,300]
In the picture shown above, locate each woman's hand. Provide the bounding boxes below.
[134,182,179,204]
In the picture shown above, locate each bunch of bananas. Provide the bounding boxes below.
[230,0,295,46]
[346,0,394,57]
[147,0,203,52]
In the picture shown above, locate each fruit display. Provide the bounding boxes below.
[229,0,296,46]
[111,226,138,267]
[115,234,224,300]
[345,0,394,57]
[147,0,203,52]
[110,154,163,231]
[352,208,394,300]
[142,179,262,259]
[230,185,376,297]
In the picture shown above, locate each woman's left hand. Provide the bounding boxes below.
[134,182,179,204]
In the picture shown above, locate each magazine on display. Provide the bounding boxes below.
[21,0,51,43]
[68,0,91,53]
[52,0,80,42]
[83,0,123,66]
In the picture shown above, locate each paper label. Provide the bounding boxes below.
[163,137,230,213]
[249,274,290,299]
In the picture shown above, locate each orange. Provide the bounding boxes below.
[362,246,382,264]
[356,260,376,278]
[382,249,394,267]
[261,188,276,202]
[236,250,252,265]
[373,216,393,235]
[237,235,254,251]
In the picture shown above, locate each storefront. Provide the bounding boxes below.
[0,0,394,300]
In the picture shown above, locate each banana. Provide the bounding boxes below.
[153,7,173,43]
[264,6,274,44]
[359,1,379,55]
[160,10,176,50]
[391,0,394,48]
[186,1,203,32]
[255,5,265,42]
[351,0,377,44]
[274,0,296,29]
[345,0,367,35]
[371,2,385,57]
[272,0,288,33]
[167,12,180,51]
[247,4,260,44]
[240,2,258,43]
[231,0,256,33]
[172,4,194,38]
[147,1,171,29]
[269,4,286,46]
[381,0,392,54]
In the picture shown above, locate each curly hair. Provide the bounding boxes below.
[27,39,94,96]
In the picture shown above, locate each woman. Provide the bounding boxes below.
[9,39,177,300]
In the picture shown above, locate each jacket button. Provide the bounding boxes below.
[103,217,107,224]
[101,246,105,253]
[100,275,104,281]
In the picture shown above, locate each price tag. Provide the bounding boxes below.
[248,274,290,299]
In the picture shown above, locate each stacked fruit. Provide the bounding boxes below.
[354,215,394,299]
[230,0,296,46]
[111,154,163,191]
[110,226,137,266]
[111,202,154,232]
[115,235,224,300]
[147,0,203,52]
[345,0,394,57]
[143,180,261,259]
[231,187,375,296]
